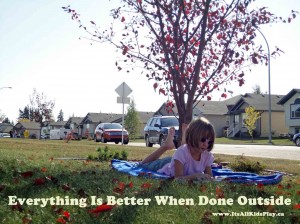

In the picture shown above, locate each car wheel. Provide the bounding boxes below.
[296,138,300,147]
[115,141,119,144]
[123,140,129,145]
[101,135,107,143]
[159,135,165,146]
[94,135,99,142]
[145,136,153,147]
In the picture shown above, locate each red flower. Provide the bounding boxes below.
[41,167,47,172]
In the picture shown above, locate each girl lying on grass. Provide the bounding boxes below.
[140,117,215,181]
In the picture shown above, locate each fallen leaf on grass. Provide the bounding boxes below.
[33,178,46,186]
[89,203,114,215]
[20,171,33,178]
[293,204,300,210]
[0,184,5,192]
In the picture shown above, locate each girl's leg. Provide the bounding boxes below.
[141,127,175,164]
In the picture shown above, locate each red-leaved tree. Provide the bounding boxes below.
[63,0,297,141]
[29,88,55,138]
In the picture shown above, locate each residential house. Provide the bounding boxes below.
[80,113,122,138]
[136,111,155,137]
[155,93,288,138]
[0,123,13,134]
[14,122,41,139]
[277,89,300,134]
[49,121,67,130]
[224,93,288,137]
[155,101,229,137]
[65,117,84,137]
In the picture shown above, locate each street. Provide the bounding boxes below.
[128,142,300,161]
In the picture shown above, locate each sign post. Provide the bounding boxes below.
[115,82,132,144]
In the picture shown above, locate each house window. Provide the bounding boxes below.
[86,124,90,129]
[242,113,247,127]
[290,99,300,119]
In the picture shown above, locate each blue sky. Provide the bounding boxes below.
[0,0,299,122]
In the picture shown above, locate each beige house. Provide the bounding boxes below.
[278,89,300,134]
[14,122,41,139]
[227,93,288,137]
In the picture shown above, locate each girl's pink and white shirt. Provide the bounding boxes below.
[157,144,214,177]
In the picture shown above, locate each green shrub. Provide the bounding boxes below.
[229,155,265,174]
[89,146,128,161]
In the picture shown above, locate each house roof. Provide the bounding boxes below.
[65,117,84,125]
[156,93,285,116]
[137,111,155,123]
[230,93,285,112]
[15,122,41,130]
[277,89,300,105]
[0,123,13,133]
[50,121,67,126]
[81,113,123,124]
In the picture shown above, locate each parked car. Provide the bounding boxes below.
[0,133,10,138]
[292,133,300,147]
[94,123,129,144]
[144,115,179,147]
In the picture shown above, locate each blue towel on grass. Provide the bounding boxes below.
[111,159,283,185]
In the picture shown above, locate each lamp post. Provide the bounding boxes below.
[254,26,272,144]
[0,86,12,91]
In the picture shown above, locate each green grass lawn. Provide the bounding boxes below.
[0,138,299,224]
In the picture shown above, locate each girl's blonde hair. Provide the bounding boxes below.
[185,117,215,151]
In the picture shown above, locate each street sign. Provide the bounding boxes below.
[117,96,130,104]
[115,82,132,98]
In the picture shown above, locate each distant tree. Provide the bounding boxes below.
[18,106,31,120]
[252,84,261,94]
[125,99,140,140]
[29,88,55,138]
[0,110,5,123]
[2,117,11,124]
[18,118,31,123]
[244,106,260,142]
[57,109,64,122]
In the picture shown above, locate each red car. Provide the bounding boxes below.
[94,123,129,144]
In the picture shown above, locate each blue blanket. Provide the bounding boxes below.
[111,159,283,185]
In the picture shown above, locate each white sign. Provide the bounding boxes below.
[117,96,130,104]
[115,82,132,98]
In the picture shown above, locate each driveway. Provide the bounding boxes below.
[128,142,300,161]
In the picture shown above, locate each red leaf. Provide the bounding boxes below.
[62,184,71,191]
[89,203,114,214]
[33,178,46,185]
[56,217,66,224]
[137,0,142,4]
[122,46,129,55]
[256,183,264,190]
[63,211,70,219]
[153,83,158,90]
[141,182,152,189]
[293,204,300,210]
[128,182,134,188]
[207,96,211,101]
[121,16,125,22]
[20,171,33,178]
[0,184,5,192]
